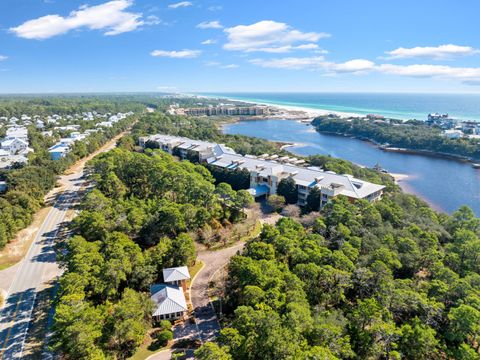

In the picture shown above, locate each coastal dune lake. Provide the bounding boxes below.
[223,119,480,215]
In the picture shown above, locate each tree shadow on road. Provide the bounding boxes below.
[0,288,36,358]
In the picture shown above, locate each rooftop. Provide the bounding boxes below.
[208,151,384,199]
[163,266,191,282]
[150,284,187,316]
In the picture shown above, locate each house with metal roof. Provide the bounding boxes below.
[163,266,191,290]
[150,284,188,322]
[1,138,29,155]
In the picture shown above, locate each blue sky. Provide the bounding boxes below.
[1,0,480,93]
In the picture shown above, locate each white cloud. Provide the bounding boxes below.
[157,85,177,90]
[0,55,7,61]
[295,43,319,50]
[145,15,162,26]
[246,43,321,54]
[251,56,325,69]
[208,5,222,11]
[378,63,480,83]
[197,21,223,29]
[168,1,193,9]
[150,49,201,58]
[250,56,374,74]
[249,53,480,83]
[10,0,145,39]
[385,44,480,60]
[332,59,376,73]
[224,20,330,53]
[201,39,217,45]
[203,61,238,69]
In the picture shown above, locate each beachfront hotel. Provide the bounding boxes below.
[184,105,269,117]
[139,134,385,209]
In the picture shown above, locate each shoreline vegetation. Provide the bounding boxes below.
[317,129,479,164]
[210,96,480,167]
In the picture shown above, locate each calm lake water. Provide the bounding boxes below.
[223,119,480,215]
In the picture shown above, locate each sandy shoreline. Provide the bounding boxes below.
[390,173,409,182]
[206,95,363,119]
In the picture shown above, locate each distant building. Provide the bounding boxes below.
[96,121,113,128]
[443,129,464,139]
[460,121,480,135]
[5,127,29,142]
[1,138,29,155]
[366,114,385,120]
[48,144,71,160]
[184,105,268,117]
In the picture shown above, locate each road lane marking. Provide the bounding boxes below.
[17,185,81,358]
[0,292,24,359]
[18,292,37,359]
[0,185,76,358]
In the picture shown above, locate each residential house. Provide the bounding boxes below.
[162,266,191,291]
[49,144,70,160]
[5,127,29,142]
[150,284,188,322]
[1,138,29,155]
[96,121,113,128]
[443,129,464,139]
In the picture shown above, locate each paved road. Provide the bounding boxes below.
[0,176,83,359]
[0,131,125,359]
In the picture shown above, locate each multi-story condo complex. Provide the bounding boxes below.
[139,134,385,209]
[184,105,269,117]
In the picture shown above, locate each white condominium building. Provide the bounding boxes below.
[139,134,385,208]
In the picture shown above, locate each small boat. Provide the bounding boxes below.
[473,163,480,169]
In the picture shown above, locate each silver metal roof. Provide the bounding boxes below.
[150,284,188,316]
[163,266,191,282]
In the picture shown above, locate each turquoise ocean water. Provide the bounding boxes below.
[201,92,480,121]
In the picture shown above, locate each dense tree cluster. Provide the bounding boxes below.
[131,112,284,156]
[199,194,480,359]
[52,148,253,359]
[312,117,480,161]
[206,165,251,190]
[0,113,136,248]
[0,94,163,117]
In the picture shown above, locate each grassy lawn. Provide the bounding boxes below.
[186,260,204,289]
[128,341,169,360]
